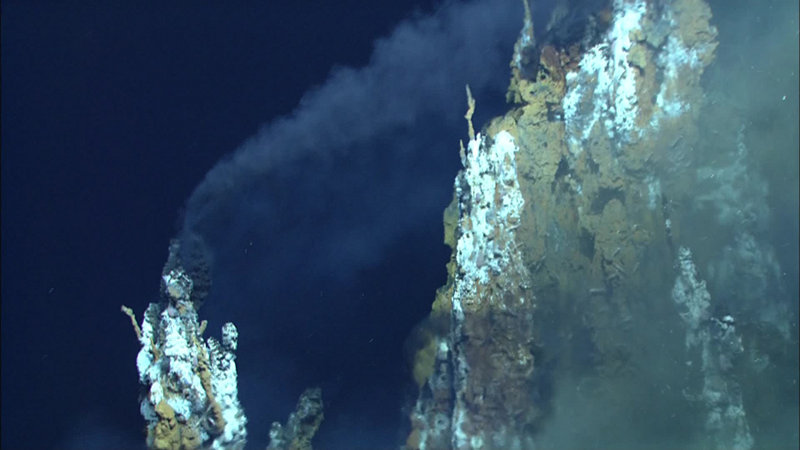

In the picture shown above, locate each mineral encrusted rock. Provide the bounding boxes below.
[124,240,247,450]
[405,0,770,448]
[267,387,324,450]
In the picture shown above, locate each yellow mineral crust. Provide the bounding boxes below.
[193,336,226,435]
[150,400,200,450]
[121,305,143,341]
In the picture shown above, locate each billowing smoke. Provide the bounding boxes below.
[179,0,525,290]
[181,0,522,257]
[176,0,524,446]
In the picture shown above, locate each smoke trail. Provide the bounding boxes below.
[179,0,522,290]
